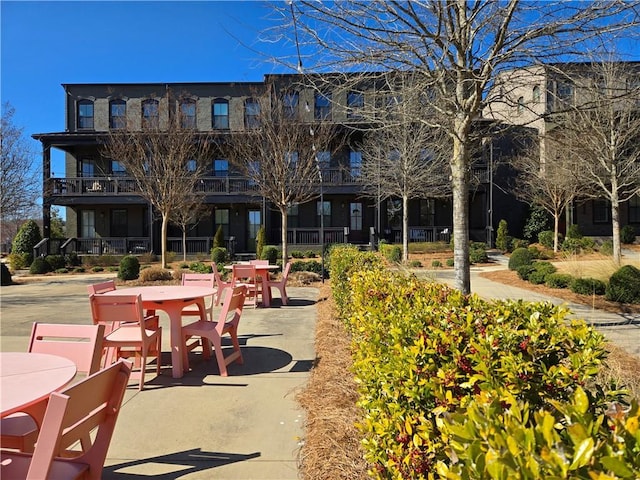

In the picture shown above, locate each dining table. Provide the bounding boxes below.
[101,285,216,379]
[1,352,77,421]
[224,264,281,307]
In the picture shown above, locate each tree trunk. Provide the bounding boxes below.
[161,212,169,268]
[452,119,471,294]
[553,212,560,253]
[182,229,187,262]
[402,194,409,263]
[611,192,621,265]
[280,207,289,263]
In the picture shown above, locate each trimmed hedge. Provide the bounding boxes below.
[508,247,533,271]
[570,277,607,296]
[328,248,639,479]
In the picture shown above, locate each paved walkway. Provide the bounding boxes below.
[1,258,638,478]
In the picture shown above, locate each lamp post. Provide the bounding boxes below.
[310,125,325,283]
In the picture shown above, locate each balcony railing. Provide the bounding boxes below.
[47,169,365,197]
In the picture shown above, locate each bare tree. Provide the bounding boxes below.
[552,60,640,263]
[512,133,581,252]
[278,0,637,294]
[359,80,450,262]
[1,103,40,238]
[170,195,208,263]
[224,86,341,262]
[101,93,212,267]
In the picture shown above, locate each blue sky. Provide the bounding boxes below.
[1,0,294,175]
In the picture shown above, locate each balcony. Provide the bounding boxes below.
[47,169,365,198]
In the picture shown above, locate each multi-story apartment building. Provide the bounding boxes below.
[34,74,523,258]
[485,62,640,237]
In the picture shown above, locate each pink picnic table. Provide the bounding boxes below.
[1,352,77,420]
[224,264,280,307]
[102,285,216,379]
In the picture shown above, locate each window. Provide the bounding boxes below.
[212,99,229,129]
[419,199,435,226]
[80,210,96,238]
[629,195,640,223]
[215,208,230,239]
[80,158,96,177]
[314,92,331,120]
[349,150,362,179]
[287,204,299,228]
[245,97,260,128]
[109,99,126,129]
[283,90,299,119]
[556,81,574,107]
[347,91,364,119]
[517,96,524,114]
[626,77,640,106]
[186,159,197,172]
[213,159,229,177]
[532,85,541,103]
[285,151,299,170]
[142,99,159,127]
[593,200,610,224]
[180,99,196,129]
[110,209,128,237]
[316,151,330,169]
[350,202,362,231]
[77,99,94,129]
[111,160,126,176]
[317,200,331,227]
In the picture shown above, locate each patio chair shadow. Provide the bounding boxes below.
[266,297,316,308]
[102,448,260,479]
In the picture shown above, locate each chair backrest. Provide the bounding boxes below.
[89,294,149,339]
[25,360,132,480]
[28,323,105,376]
[250,259,269,266]
[181,272,215,288]
[281,261,292,281]
[216,285,247,333]
[231,264,257,285]
[87,280,116,295]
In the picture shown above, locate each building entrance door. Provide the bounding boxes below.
[247,210,261,252]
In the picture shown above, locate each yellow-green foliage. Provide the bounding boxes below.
[328,248,637,479]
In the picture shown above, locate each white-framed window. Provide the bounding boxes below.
[212,98,229,129]
[77,99,94,129]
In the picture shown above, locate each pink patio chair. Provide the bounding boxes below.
[87,280,159,329]
[0,323,105,453]
[181,285,247,376]
[211,262,233,306]
[181,272,217,321]
[89,294,162,391]
[0,360,132,480]
[231,264,261,308]
[268,261,293,306]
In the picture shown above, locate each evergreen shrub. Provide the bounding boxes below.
[545,273,573,289]
[11,220,41,267]
[570,277,606,296]
[118,255,140,281]
[620,225,636,244]
[30,257,51,274]
[45,255,65,271]
[495,219,511,252]
[508,247,533,271]
[210,247,228,265]
[139,267,173,282]
[527,260,557,285]
[262,246,279,264]
[606,265,640,304]
[538,230,555,249]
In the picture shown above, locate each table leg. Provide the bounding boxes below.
[163,304,187,379]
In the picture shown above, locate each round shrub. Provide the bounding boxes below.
[188,262,212,273]
[381,244,401,263]
[545,273,573,289]
[30,257,51,274]
[410,260,423,268]
[510,238,529,251]
[606,264,640,304]
[139,267,173,282]
[91,266,104,273]
[290,260,322,275]
[527,261,557,285]
[55,268,69,274]
[1,263,12,286]
[304,250,317,258]
[262,246,279,264]
[537,230,555,249]
[430,260,441,268]
[64,252,81,267]
[620,225,636,244]
[118,255,140,281]
[599,239,613,256]
[566,224,583,239]
[210,247,228,265]
[469,243,488,264]
[516,264,535,281]
[570,277,606,296]
[446,258,454,267]
[45,255,66,271]
[291,250,305,259]
[8,252,30,270]
[508,247,533,271]
[11,219,42,267]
